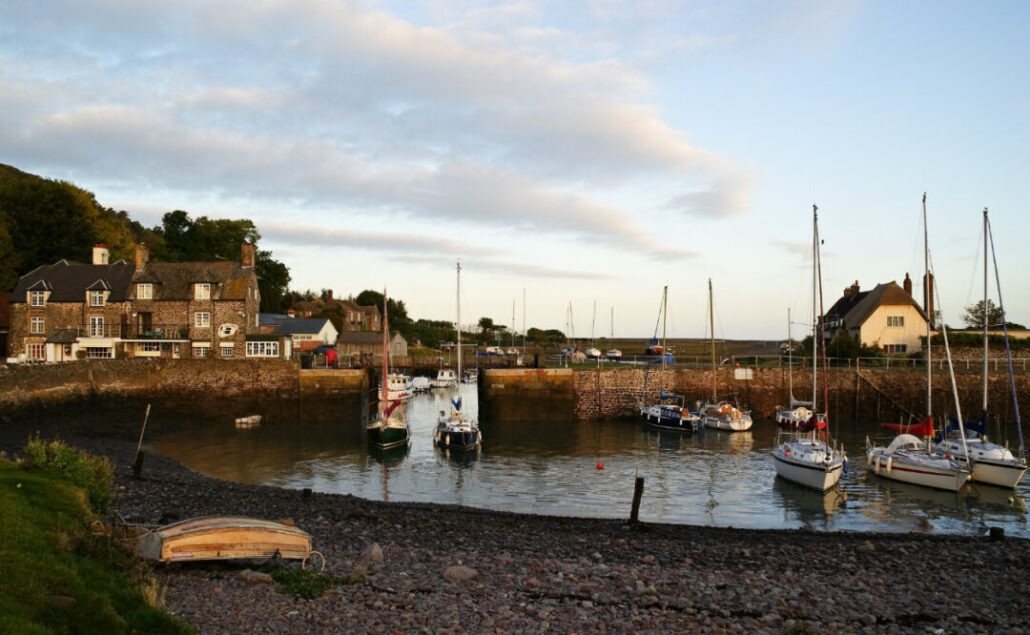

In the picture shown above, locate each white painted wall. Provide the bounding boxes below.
[859,305,928,352]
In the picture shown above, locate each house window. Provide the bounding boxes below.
[193,344,210,358]
[89,316,104,337]
[30,316,44,334]
[27,343,45,360]
[85,347,112,359]
[883,344,908,353]
[137,283,153,299]
[195,283,211,300]
[887,316,904,327]
[141,342,161,353]
[89,291,104,307]
[246,341,280,357]
[195,312,211,328]
[220,344,234,359]
[30,291,45,307]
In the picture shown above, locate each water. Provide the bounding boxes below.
[149,384,1030,536]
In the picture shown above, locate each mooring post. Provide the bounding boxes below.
[630,476,645,523]
[132,404,151,480]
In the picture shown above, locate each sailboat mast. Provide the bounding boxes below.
[982,208,989,415]
[812,205,819,412]
[382,287,389,413]
[512,298,516,349]
[787,307,793,400]
[709,279,716,402]
[591,300,597,347]
[522,288,526,356]
[661,286,668,372]
[456,262,462,377]
[924,193,932,420]
[987,212,1026,458]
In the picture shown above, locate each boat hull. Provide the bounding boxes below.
[772,452,843,492]
[434,427,481,450]
[704,415,753,432]
[367,424,411,450]
[640,405,703,432]
[970,459,1028,489]
[867,449,970,492]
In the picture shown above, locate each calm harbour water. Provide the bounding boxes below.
[149,384,1030,537]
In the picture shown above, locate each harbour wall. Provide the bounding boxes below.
[0,360,369,432]
[480,366,1030,426]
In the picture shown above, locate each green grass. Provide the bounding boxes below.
[0,458,191,634]
[270,568,359,599]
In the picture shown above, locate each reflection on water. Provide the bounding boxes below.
[148,384,1030,537]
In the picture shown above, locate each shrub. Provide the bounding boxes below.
[23,435,114,514]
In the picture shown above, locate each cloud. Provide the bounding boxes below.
[260,221,496,257]
[394,254,607,280]
[771,240,810,258]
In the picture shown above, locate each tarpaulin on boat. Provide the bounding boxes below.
[659,389,683,401]
[883,416,934,437]
[934,411,986,441]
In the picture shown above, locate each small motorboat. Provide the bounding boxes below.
[234,414,262,429]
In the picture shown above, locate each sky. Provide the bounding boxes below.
[2,0,1028,340]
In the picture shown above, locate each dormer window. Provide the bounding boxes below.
[195,283,211,300]
[137,283,153,300]
[30,291,45,307]
[89,291,105,307]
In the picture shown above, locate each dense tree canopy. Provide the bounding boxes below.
[961,299,1024,329]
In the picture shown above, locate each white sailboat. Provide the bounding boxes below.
[775,307,814,427]
[585,301,602,359]
[932,208,1027,488]
[434,262,482,451]
[771,205,846,491]
[605,306,622,360]
[700,279,752,432]
[866,194,970,492]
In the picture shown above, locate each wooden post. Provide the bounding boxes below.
[630,476,645,523]
[132,404,151,480]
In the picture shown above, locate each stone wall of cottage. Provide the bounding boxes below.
[8,299,130,359]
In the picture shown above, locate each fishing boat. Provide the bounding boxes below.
[639,286,703,432]
[775,308,813,427]
[605,306,622,360]
[137,516,324,571]
[866,194,969,492]
[932,209,1027,488]
[700,279,752,432]
[367,289,411,450]
[434,262,482,451]
[771,205,846,491]
[411,376,432,393]
[377,373,412,401]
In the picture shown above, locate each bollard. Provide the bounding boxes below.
[630,476,644,523]
[132,451,145,480]
[989,526,1005,541]
[303,487,313,500]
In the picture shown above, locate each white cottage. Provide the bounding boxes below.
[823,275,930,353]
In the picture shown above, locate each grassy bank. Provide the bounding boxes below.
[0,451,189,634]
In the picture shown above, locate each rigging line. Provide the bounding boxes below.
[987,216,1025,458]
[962,220,986,308]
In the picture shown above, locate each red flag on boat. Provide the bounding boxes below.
[882,416,934,437]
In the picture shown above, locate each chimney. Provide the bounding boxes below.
[903,272,912,296]
[287,309,295,319]
[241,243,255,268]
[843,280,860,298]
[134,243,149,272]
[327,289,333,302]
[92,244,109,265]
[923,272,935,328]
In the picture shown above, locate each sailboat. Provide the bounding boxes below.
[434,262,482,450]
[366,289,411,450]
[700,279,753,431]
[585,301,602,359]
[771,205,846,491]
[775,308,814,427]
[605,306,622,360]
[866,194,970,492]
[639,287,702,432]
[506,299,519,357]
[932,209,1027,488]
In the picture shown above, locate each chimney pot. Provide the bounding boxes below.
[241,243,255,268]
[903,272,912,296]
[134,243,149,272]
[92,244,110,265]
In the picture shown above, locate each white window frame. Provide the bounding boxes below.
[89,290,104,307]
[193,343,210,358]
[220,344,234,359]
[246,341,280,357]
[30,316,44,334]
[30,290,45,307]
[89,316,104,337]
[85,347,113,359]
[195,312,211,328]
[137,283,153,300]
[195,283,211,300]
[27,343,45,360]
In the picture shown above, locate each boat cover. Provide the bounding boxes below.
[883,416,934,437]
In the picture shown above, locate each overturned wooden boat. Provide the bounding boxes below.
[235,414,262,429]
[137,516,324,570]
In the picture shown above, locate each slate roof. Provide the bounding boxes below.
[11,260,134,303]
[259,313,290,326]
[273,318,332,335]
[130,261,255,301]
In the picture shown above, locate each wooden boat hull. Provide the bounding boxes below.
[138,516,321,569]
[367,423,410,450]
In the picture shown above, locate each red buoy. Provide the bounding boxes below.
[596,462,604,470]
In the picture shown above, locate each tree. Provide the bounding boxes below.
[354,290,412,334]
[256,250,291,313]
[962,299,1024,329]
[477,317,495,333]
